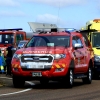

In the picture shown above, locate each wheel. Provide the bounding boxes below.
[66,69,74,88]
[82,67,92,84]
[13,75,25,88]
[40,79,49,85]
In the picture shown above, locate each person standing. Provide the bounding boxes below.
[0,49,5,73]
[6,46,15,75]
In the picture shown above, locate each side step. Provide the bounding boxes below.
[74,74,87,79]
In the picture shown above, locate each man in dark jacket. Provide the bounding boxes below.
[6,46,16,75]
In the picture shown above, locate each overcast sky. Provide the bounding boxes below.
[0,0,99,32]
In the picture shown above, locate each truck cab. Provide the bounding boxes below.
[0,28,31,57]
[81,19,100,78]
[11,28,94,88]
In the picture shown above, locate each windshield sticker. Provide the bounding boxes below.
[47,43,54,47]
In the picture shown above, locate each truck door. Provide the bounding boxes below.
[76,36,88,72]
[82,34,93,72]
[72,36,85,73]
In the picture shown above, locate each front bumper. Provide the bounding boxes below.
[11,62,69,79]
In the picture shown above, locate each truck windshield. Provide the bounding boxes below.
[0,33,14,44]
[92,32,100,47]
[26,36,70,47]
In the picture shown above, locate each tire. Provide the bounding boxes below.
[66,69,74,88]
[82,67,92,84]
[13,75,25,88]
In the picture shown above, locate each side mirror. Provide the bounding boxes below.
[73,43,83,49]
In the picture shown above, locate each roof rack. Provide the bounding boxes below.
[35,28,77,34]
[0,28,23,32]
[79,29,97,33]
[78,29,98,36]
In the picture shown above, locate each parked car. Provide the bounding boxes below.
[17,40,28,49]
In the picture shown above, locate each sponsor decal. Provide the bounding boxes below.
[76,64,87,67]
[23,51,52,54]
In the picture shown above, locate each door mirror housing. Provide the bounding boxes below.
[73,43,83,49]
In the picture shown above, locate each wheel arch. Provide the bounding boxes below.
[69,59,75,70]
[88,59,93,69]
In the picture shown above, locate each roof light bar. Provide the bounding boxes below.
[65,28,76,32]
[35,28,77,33]
[0,28,23,32]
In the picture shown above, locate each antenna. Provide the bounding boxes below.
[57,1,61,25]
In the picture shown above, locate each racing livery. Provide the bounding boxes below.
[11,29,94,88]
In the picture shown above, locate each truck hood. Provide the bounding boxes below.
[0,47,7,50]
[0,44,12,48]
[0,44,13,51]
[93,47,100,55]
[17,47,69,54]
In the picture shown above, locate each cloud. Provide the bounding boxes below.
[36,14,67,27]
[0,10,26,17]
[24,0,87,7]
[36,14,86,29]
[0,0,20,7]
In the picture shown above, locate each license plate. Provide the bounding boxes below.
[27,65,44,69]
[32,72,42,77]
[27,65,36,68]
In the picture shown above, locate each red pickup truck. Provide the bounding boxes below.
[11,28,94,88]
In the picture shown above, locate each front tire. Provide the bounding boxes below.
[66,69,74,88]
[13,75,25,88]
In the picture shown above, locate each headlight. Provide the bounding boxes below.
[13,53,22,59]
[1,48,5,50]
[53,54,66,60]
[94,55,100,62]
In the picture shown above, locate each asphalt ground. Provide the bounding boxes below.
[0,74,100,100]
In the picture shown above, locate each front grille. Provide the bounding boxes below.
[20,54,54,70]
[21,55,53,63]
